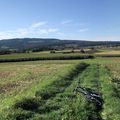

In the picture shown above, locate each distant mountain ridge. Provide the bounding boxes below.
[0,38,120,51]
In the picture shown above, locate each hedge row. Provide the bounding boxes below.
[96,54,120,57]
[0,55,94,62]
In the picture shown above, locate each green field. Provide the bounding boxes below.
[0,51,90,59]
[0,52,93,62]
[0,52,120,119]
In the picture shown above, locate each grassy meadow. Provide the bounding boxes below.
[0,50,120,120]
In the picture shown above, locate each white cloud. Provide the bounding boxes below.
[38,29,48,34]
[92,36,120,41]
[77,23,88,26]
[48,28,58,32]
[0,20,91,40]
[78,28,89,32]
[16,28,28,36]
[30,21,47,29]
[36,28,58,35]
[61,20,73,25]
[0,32,13,39]
[0,21,59,40]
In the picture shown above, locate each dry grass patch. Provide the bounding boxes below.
[0,71,17,79]
[0,83,19,94]
[96,50,120,55]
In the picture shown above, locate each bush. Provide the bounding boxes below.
[50,50,56,53]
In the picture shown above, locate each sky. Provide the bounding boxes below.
[0,0,120,41]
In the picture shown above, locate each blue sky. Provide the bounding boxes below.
[0,0,120,41]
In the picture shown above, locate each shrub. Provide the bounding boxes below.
[50,50,56,53]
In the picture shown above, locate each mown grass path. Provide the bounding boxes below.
[75,64,103,120]
[99,66,120,120]
[76,64,120,120]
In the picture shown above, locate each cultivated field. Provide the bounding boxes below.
[95,49,120,57]
[0,51,120,120]
[0,51,91,59]
[0,52,93,62]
